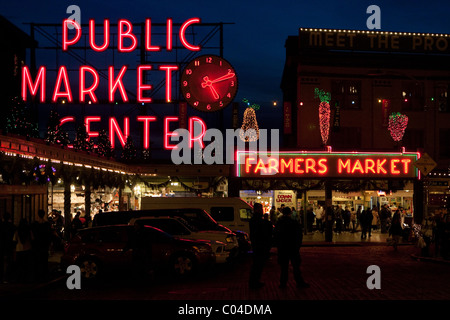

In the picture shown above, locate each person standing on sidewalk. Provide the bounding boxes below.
[248,203,273,289]
[389,209,403,251]
[274,206,309,289]
[31,209,52,282]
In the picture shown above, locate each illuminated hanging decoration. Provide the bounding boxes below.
[388,112,409,142]
[240,98,260,142]
[314,88,331,145]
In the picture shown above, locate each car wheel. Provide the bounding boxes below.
[78,257,100,279]
[171,253,196,276]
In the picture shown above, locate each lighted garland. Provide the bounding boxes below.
[314,88,331,145]
[388,112,408,142]
[240,98,260,142]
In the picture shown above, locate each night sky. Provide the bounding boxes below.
[2,0,450,149]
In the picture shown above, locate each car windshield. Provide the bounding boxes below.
[176,217,199,232]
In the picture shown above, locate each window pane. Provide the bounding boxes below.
[210,207,234,221]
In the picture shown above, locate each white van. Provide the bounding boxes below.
[140,197,253,235]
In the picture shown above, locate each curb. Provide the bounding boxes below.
[410,254,450,265]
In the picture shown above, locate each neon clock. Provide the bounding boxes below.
[180,55,238,112]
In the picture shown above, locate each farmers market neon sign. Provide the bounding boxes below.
[236,151,420,178]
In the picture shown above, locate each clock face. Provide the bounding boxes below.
[180,55,238,112]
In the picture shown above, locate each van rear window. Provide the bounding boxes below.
[210,207,234,221]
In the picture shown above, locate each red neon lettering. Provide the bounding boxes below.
[179,18,201,51]
[280,158,293,173]
[52,66,73,102]
[62,19,81,51]
[351,160,364,174]
[118,19,137,52]
[137,116,157,149]
[59,116,75,126]
[401,159,411,174]
[109,117,129,148]
[145,19,161,51]
[245,157,255,173]
[338,159,351,173]
[189,117,206,149]
[137,65,152,103]
[108,66,128,102]
[85,116,101,138]
[89,19,110,52]
[254,158,267,174]
[377,159,387,174]
[22,66,46,102]
[267,158,279,174]
[305,158,317,173]
[318,158,328,174]
[164,117,179,150]
[80,66,99,103]
[391,159,400,174]
[365,159,376,174]
[166,18,173,51]
[294,158,304,174]
[159,65,178,102]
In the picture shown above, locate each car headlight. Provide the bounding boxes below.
[193,245,212,253]
[226,235,235,243]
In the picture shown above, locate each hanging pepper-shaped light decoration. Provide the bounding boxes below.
[315,88,331,145]
[240,98,260,142]
[388,112,409,142]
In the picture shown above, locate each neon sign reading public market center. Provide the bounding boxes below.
[236,151,420,179]
[20,18,213,149]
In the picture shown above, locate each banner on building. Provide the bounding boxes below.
[283,102,292,134]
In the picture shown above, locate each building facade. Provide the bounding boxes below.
[279,28,450,220]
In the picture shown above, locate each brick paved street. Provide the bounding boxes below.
[3,229,448,302]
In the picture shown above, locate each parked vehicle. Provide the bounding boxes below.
[130,216,232,263]
[140,197,253,235]
[61,225,215,279]
[93,208,243,256]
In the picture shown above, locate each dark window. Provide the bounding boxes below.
[403,129,424,150]
[439,129,450,158]
[138,219,190,235]
[436,85,449,113]
[331,80,361,109]
[329,127,362,149]
[401,82,425,111]
[97,229,124,243]
[210,207,235,221]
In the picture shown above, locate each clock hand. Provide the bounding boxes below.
[208,71,235,84]
[201,71,235,88]
[209,84,219,100]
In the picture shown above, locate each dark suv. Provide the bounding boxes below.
[61,224,215,279]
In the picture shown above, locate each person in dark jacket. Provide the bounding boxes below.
[248,203,273,289]
[274,206,309,289]
[360,208,373,239]
[389,209,403,251]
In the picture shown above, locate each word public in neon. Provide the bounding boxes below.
[21,18,201,104]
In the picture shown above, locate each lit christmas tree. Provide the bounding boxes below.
[315,88,331,146]
[3,96,39,138]
[239,98,260,142]
[96,129,114,158]
[45,110,70,146]
[73,123,94,152]
[388,112,409,142]
[121,136,137,160]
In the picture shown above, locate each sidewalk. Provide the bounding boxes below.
[302,228,395,246]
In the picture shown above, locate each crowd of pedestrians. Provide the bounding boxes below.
[0,208,95,284]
